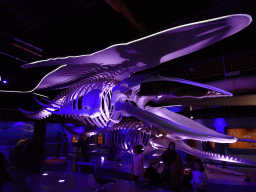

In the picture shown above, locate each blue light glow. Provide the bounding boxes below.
[13,122,25,126]
[167,106,183,112]
[75,126,85,133]
[214,118,227,133]
[65,123,74,126]
[2,80,7,84]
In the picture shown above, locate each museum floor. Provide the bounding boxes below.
[2,153,256,192]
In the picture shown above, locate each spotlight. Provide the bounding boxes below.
[58,180,65,182]
[101,156,105,164]
[2,80,7,84]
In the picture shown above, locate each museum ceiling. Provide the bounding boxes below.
[0,0,255,117]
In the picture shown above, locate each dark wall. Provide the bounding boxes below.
[195,117,256,155]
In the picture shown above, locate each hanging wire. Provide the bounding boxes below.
[222,47,232,119]
[221,47,227,82]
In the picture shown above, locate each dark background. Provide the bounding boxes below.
[0,0,255,117]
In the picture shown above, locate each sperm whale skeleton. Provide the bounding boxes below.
[20,14,256,166]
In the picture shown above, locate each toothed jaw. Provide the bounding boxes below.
[166,132,237,143]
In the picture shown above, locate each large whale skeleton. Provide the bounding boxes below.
[19,14,256,166]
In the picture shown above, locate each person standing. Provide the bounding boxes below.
[216,132,227,169]
[63,133,69,157]
[56,132,62,157]
[184,153,197,192]
[190,159,208,192]
[201,141,212,166]
[25,138,34,169]
[200,141,206,152]
[14,138,28,168]
[150,141,184,192]
[205,141,213,165]
[205,141,212,153]
[15,138,28,150]
[77,136,83,158]
[218,143,227,169]
[81,136,91,162]
[0,152,13,192]
[130,145,146,183]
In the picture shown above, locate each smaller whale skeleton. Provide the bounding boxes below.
[19,14,256,168]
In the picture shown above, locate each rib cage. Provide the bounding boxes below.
[106,118,151,152]
[58,79,117,128]
[20,77,120,128]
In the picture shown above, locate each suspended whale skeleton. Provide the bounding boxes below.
[19,14,256,165]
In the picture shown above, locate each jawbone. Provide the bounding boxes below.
[115,101,256,165]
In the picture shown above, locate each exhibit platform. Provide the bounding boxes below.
[2,153,256,192]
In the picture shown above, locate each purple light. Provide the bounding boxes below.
[14,37,43,52]
[65,123,74,126]
[2,80,7,84]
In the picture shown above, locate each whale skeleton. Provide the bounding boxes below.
[18,14,256,166]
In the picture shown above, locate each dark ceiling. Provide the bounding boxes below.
[0,0,255,115]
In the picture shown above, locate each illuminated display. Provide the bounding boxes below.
[227,128,256,149]
[72,135,78,143]
[98,132,103,144]
[13,14,256,165]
